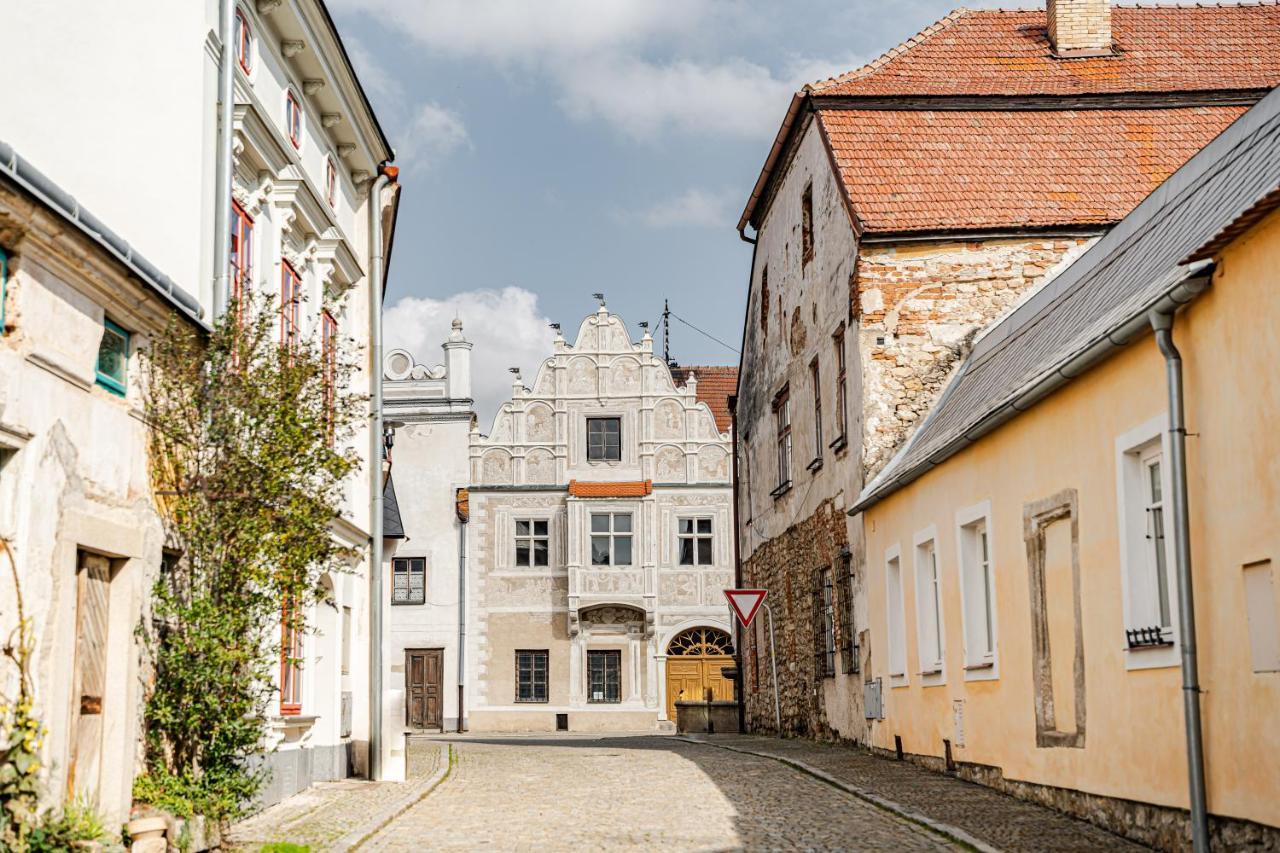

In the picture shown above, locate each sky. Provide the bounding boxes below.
[326,0,971,422]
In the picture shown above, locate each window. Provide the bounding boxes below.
[515,650,548,703]
[341,605,352,675]
[515,519,549,567]
[801,181,814,266]
[885,547,907,686]
[321,311,337,444]
[914,534,944,679]
[234,9,253,72]
[280,603,303,715]
[772,387,792,493]
[392,557,426,604]
[957,504,997,679]
[230,202,254,322]
[760,265,769,340]
[286,90,302,149]
[815,567,836,678]
[837,552,858,674]
[0,247,8,335]
[586,417,621,462]
[95,319,129,396]
[325,156,337,207]
[677,518,713,566]
[590,512,632,566]
[587,650,621,703]
[809,357,822,469]
[280,261,301,349]
[1117,418,1178,668]
[833,326,848,446]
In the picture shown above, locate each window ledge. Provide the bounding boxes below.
[806,456,823,473]
[392,599,426,606]
[963,661,995,671]
[770,480,793,499]
[829,435,848,453]
[918,668,942,676]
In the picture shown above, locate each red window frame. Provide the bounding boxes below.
[280,603,302,716]
[234,10,252,73]
[286,91,302,149]
[280,261,301,350]
[230,202,253,325]
[325,157,337,207]
[322,310,337,445]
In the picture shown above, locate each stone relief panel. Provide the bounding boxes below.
[484,576,569,609]
[524,448,555,485]
[700,571,733,606]
[567,357,597,395]
[490,411,514,443]
[534,361,556,396]
[481,449,513,484]
[698,410,722,440]
[653,399,684,440]
[698,446,729,481]
[659,572,700,605]
[578,569,644,596]
[654,369,676,394]
[581,605,645,625]
[525,402,555,442]
[601,320,631,352]
[611,356,641,394]
[655,446,686,483]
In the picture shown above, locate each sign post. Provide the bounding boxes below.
[724,589,781,737]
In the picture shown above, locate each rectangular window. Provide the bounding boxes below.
[833,326,848,445]
[322,311,337,444]
[810,357,822,468]
[234,10,252,72]
[1,247,9,335]
[677,517,714,566]
[590,513,632,566]
[886,548,907,685]
[515,519,550,567]
[286,90,302,148]
[280,603,303,715]
[230,202,254,323]
[760,265,770,340]
[957,505,997,678]
[773,387,792,493]
[326,157,337,207]
[95,318,130,397]
[815,567,836,678]
[837,552,858,674]
[280,261,301,349]
[915,536,944,677]
[586,417,621,461]
[515,650,548,703]
[392,557,426,604]
[341,605,352,675]
[587,650,621,703]
[801,181,814,266]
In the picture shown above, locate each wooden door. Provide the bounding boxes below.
[702,657,735,702]
[665,659,705,720]
[70,551,111,800]
[406,649,444,730]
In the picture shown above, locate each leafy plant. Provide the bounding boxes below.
[1,538,46,850]
[259,843,310,853]
[135,291,363,820]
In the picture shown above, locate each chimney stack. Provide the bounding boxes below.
[1047,0,1112,57]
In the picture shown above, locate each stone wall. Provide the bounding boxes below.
[856,237,1093,477]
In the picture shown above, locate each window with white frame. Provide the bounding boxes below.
[392,557,425,604]
[515,519,550,567]
[957,504,997,677]
[886,547,907,685]
[678,517,713,565]
[1117,420,1178,663]
[590,512,632,566]
[586,417,621,461]
[914,535,944,678]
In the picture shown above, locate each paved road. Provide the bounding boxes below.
[359,735,958,852]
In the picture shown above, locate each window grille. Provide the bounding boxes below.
[587,650,621,703]
[515,650,548,703]
[392,557,426,605]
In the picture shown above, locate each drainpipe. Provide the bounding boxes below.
[457,512,467,733]
[368,165,395,780]
[212,0,235,318]
[729,394,745,735]
[1149,308,1209,853]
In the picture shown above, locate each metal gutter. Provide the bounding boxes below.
[738,92,807,237]
[213,0,235,320]
[456,504,467,734]
[0,140,206,327]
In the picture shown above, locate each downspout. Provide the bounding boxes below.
[1149,309,1209,852]
[212,0,235,318]
[457,510,467,733]
[729,394,745,735]
[368,165,395,780]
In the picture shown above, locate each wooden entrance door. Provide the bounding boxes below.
[406,649,444,730]
[664,627,736,720]
[70,551,111,800]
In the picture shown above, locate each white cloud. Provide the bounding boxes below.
[383,287,553,426]
[629,187,736,228]
[344,36,404,104]
[394,102,470,172]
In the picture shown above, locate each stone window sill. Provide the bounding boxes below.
[829,434,848,454]
[770,480,792,499]
[806,456,823,473]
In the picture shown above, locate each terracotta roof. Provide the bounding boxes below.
[670,365,738,433]
[812,5,1280,98]
[568,480,653,498]
[819,105,1247,233]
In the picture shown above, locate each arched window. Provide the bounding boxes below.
[325,156,337,207]
[667,626,734,657]
[234,10,253,73]
[286,90,302,149]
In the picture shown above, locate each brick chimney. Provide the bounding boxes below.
[1047,0,1113,57]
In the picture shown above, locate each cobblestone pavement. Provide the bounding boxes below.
[693,734,1149,852]
[360,735,958,852]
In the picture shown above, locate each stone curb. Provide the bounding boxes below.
[331,743,454,852]
[674,736,1001,853]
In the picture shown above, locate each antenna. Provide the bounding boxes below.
[662,299,671,366]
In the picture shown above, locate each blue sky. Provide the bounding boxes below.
[327,0,968,421]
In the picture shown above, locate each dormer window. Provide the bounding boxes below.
[325,156,337,207]
[286,91,302,149]
[234,10,253,73]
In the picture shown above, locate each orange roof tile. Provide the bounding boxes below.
[812,5,1280,98]
[568,480,653,498]
[819,105,1247,233]
[670,365,738,433]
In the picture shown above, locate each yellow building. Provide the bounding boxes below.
[852,87,1280,850]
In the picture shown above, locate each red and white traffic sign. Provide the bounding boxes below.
[724,589,767,628]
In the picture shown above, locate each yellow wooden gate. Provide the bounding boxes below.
[665,627,735,720]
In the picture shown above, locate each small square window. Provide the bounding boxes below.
[286,91,302,149]
[516,650,548,703]
[515,518,550,567]
[95,319,129,396]
[586,417,621,462]
[587,650,621,703]
[392,557,426,604]
[677,517,714,566]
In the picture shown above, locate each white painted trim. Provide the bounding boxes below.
[884,543,908,688]
[912,525,946,687]
[954,500,999,682]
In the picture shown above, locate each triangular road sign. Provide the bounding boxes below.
[724,589,767,628]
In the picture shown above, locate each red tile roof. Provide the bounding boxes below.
[671,365,738,433]
[568,480,653,498]
[813,5,1280,98]
[820,105,1247,233]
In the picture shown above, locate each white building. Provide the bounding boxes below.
[0,0,398,818]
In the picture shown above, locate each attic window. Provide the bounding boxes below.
[802,181,815,267]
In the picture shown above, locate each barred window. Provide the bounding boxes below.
[815,566,836,678]
[392,557,426,605]
[837,553,858,674]
[516,650,548,703]
[587,650,621,703]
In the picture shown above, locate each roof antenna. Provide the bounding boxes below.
[662,298,672,366]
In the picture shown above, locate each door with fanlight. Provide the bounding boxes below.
[664,626,735,720]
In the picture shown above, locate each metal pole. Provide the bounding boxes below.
[457,509,467,733]
[368,169,392,780]
[764,603,781,737]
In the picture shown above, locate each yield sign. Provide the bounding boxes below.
[724,589,767,628]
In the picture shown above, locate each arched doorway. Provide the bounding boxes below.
[665,627,735,720]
